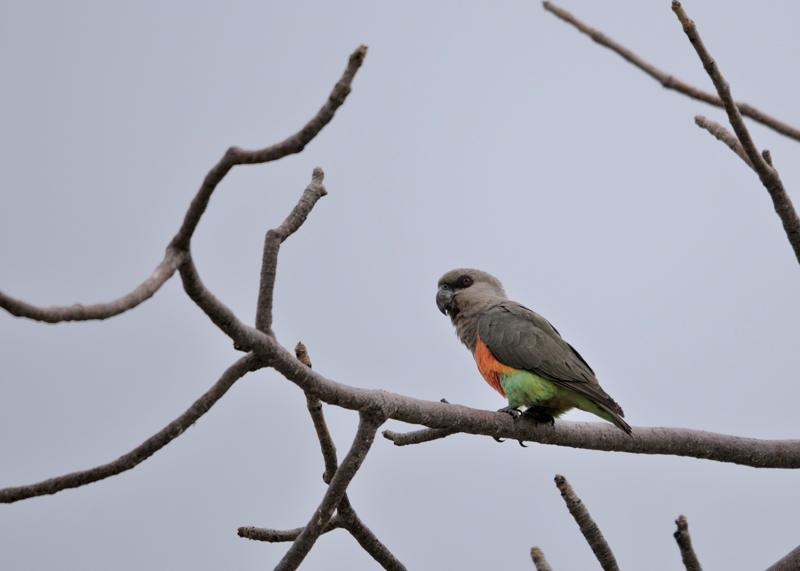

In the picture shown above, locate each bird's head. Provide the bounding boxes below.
[436,268,506,318]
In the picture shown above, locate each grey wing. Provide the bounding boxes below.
[477,302,624,417]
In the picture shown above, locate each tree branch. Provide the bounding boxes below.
[554,475,619,571]
[671,1,800,264]
[673,515,703,571]
[274,411,384,571]
[380,415,800,469]
[767,544,800,571]
[530,547,554,571]
[168,45,366,253]
[336,503,407,571]
[255,169,327,335]
[237,518,344,542]
[0,354,261,503]
[694,115,752,169]
[0,45,366,325]
[293,342,407,570]
[0,248,184,323]
[542,1,800,143]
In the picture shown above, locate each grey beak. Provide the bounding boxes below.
[436,286,454,315]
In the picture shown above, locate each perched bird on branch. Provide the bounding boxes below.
[436,268,631,434]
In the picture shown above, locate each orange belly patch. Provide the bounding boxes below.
[473,336,515,396]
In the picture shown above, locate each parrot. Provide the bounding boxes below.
[436,268,631,434]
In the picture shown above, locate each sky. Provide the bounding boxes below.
[1,1,799,569]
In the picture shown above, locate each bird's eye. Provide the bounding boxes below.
[460,276,473,287]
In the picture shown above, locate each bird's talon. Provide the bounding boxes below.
[492,436,505,443]
[497,406,521,419]
[517,440,528,447]
[440,398,450,404]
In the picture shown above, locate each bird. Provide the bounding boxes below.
[436,268,631,434]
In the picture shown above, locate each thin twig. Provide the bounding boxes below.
[237,517,343,542]
[671,1,800,263]
[383,427,457,445]
[336,504,407,571]
[274,411,384,571]
[0,248,184,323]
[531,547,554,571]
[0,45,366,324]
[694,116,752,169]
[0,354,261,503]
[554,475,619,571]
[169,46,366,252]
[673,515,703,571]
[542,1,800,142]
[767,544,800,571]
[255,168,327,335]
[294,342,407,570]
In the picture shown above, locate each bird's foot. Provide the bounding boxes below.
[497,405,522,419]
[492,436,505,443]
[440,398,450,404]
[521,406,555,427]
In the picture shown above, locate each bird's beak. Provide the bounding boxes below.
[436,286,454,315]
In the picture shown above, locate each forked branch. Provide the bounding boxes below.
[669,1,800,263]
[542,1,800,142]
[274,411,385,571]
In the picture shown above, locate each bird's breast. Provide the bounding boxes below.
[473,336,515,397]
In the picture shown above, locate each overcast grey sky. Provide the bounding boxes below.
[2,1,799,569]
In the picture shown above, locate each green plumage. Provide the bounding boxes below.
[499,369,620,425]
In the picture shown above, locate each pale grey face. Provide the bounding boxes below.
[436,268,506,317]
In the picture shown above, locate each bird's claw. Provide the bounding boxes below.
[440,398,450,404]
[492,436,505,443]
[497,406,521,419]
[517,440,528,447]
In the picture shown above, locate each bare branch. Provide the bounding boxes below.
[296,342,339,484]
[767,544,800,571]
[0,354,261,503]
[169,45,366,253]
[274,411,384,571]
[237,518,344,542]
[337,503,407,571]
[671,1,800,263]
[294,341,407,570]
[530,547,554,571]
[178,255,270,354]
[694,115,752,169]
[0,46,365,325]
[255,169,327,335]
[383,427,457,445]
[554,475,619,571]
[673,515,703,571]
[0,248,184,323]
[379,416,800,469]
[542,1,800,143]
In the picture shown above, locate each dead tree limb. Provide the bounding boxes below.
[767,544,800,571]
[542,1,800,143]
[255,170,327,335]
[274,411,385,571]
[554,475,619,571]
[238,518,344,543]
[669,0,800,263]
[0,249,184,323]
[694,115,752,168]
[0,353,261,503]
[673,515,703,571]
[530,547,554,571]
[0,45,366,325]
